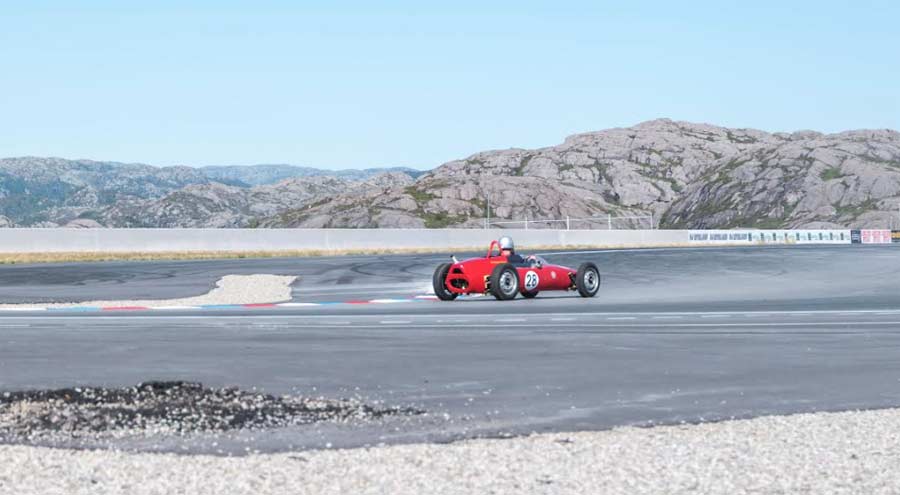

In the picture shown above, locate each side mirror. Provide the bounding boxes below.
[451,255,459,263]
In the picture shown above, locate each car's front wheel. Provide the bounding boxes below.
[490,263,519,300]
[432,263,458,301]
[575,262,601,297]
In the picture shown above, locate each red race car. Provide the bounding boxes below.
[432,237,601,301]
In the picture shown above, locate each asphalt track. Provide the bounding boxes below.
[1,245,900,453]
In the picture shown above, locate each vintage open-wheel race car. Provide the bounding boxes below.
[432,240,601,301]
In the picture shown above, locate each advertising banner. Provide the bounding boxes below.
[892,230,900,243]
[851,229,862,244]
[688,230,852,245]
[688,231,751,243]
[861,229,892,244]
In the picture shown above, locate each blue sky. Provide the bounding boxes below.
[1,1,897,169]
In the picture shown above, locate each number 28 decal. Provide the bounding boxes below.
[524,270,540,291]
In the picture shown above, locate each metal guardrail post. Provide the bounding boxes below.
[566,216,570,230]
[607,214,612,230]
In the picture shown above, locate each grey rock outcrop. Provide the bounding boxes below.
[265,120,900,229]
[63,218,104,229]
[97,173,416,228]
[4,120,899,229]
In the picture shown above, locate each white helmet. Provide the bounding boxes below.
[498,236,515,252]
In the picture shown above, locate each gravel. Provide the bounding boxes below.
[0,381,421,448]
[2,408,899,494]
[0,274,297,309]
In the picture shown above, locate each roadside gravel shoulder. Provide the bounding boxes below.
[3,408,899,494]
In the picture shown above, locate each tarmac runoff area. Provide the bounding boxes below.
[0,274,297,310]
[1,245,900,491]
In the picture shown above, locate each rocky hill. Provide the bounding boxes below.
[662,129,900,228]
[0,158,419,227]
[201,164,425,187]
[97,173,414,228]
[264,119,900,229]
[0,157,209,226]
[3,120,899,229]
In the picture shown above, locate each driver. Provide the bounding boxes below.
[498,236,525,264]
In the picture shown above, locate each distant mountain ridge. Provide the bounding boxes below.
[0,157,423,227]
[2,119,899,229]
[263,119,900,229]
[201,164,426,187]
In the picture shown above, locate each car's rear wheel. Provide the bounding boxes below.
[490,263,519,300]
[522,290,539,299]
[575,262,601,297]
[432,263,458,301]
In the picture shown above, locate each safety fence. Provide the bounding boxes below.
[487,214,655,230]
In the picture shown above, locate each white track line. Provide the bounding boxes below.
[4,309,900,321]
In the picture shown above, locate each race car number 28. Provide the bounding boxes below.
[524,270,539,291]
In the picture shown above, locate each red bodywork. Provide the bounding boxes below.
[444,241,576,295]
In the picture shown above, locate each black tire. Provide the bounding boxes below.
[432,263,458,301]
[575,262,601,298]
[522,291,539,299]
[489,263,519,301]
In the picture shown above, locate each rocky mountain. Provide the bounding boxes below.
[662,129,900,229]
[0,157,421,227]
[262,119,900,229]
[95,173,414,228]
[4,120,899,229]
[201,164,426,187]
[0,157,209,226]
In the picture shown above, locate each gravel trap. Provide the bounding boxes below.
[0,381,423,444]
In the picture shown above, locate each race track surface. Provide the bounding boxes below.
[1,245,900,452]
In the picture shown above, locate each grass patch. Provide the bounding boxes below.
[404,187,436,204]
[421,211,469,228]
[819,167,846,181]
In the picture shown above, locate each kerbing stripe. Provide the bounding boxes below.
[198,304,243,310]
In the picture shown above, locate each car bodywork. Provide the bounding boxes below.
[433,240,601,300]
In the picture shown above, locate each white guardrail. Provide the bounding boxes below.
[0,228,895,253]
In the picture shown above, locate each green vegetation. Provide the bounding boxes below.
[725,131,758,144]
[715,159,749,182]
[422,210,469,228]
[834,199,877,219]
[753,218,787,229]
[513,155,533,176]
[404,186,436,204]
[819,167,846,181]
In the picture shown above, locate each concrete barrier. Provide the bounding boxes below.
[0,228,889,254]
[0,228,690,253]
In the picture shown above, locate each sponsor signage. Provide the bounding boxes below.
[689,230,852,245]
[851,229,862,244]
[688,231,750,242]
[861,229,892,244]
[892,230,900,243]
